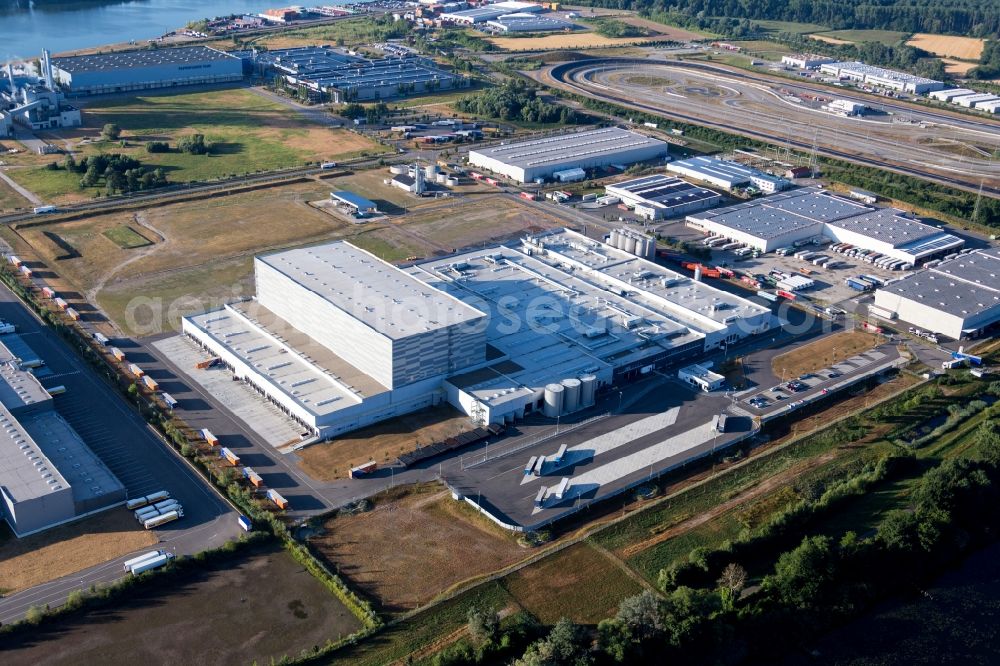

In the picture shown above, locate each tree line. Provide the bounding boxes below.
[454,80,578,124]
[55,153,168,195]
[575,0,1000,38]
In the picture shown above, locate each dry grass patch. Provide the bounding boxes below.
[942,59,979,76]
[402,194,566,249]
[907,34,985,60]
[771,330,881,378]
[309,484,526,613]
[0,177,30,211]
[0,509,157,595]
[489,32,673,51]
[502,543,643,624]
[297,405,475,481]
[810,34,852,45]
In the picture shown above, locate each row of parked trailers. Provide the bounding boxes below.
[125,490,185,529]
[828,243,914,271]
[123,550,175,575]
[395,423,505,468]
[524,444,568,478]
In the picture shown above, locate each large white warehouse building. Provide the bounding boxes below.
[182,231,773,437]
[686,187,963,265]
[873,249,1000,340]
[468,127,669,183]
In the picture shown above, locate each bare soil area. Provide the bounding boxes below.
[296,405,475,481]
[771,330,881,378]
[0,509,157,596]
[309,484,526,613]
[0,543,361,666]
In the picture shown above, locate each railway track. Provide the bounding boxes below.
[547,58,1000,199]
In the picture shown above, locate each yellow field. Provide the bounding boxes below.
[907,33,985,60]
[490,32,674,51]
[942,59,979,76]
[809,34,852,45]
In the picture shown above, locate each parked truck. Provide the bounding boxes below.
[143,510,182,530]
[125,490,170,511]
[123,550,165,572]
[349,461,377,478]
[127,363,144,377]
[65,307,80,321]
[142,375,159,391]
[110,347,125,361]
[41,286,55,299]
[220,447,240,466]
[266,488,289,509]
[53,297,68,310]
[845,278,872,292]
[201,428,219,446]
[243,466,264,488]
[129,552,175,574]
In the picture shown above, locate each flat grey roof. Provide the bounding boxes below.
[53,46,237,73]
[605,174,719,210]
[258,242,485,340]
[0,339,50,410]
[878,249,1000,319]
[690,187,874,239]
[488,15,575,31]
[470,128,667,170]
[668,156,787,186]
[826,208,946,247]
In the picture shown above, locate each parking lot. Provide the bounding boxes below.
[0,284,241,623]
[736,343,904,419]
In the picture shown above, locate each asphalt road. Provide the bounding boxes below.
[544,59,1000,197]
[0,285,240,625]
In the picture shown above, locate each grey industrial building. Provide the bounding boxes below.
[468,127,669,183]
[687,187,964,265]
[255,46,468,102]
[667,156,789,193]
[441,1,543,24]
[818,61,944,95]
[873,249,1000,340]
[604,174,721,219]
[181,230,772,439]
[51,46,243,95]
[484,14,575,33]
[0,338,124,537]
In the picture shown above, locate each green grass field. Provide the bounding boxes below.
[0,177,30,211]
[502,544,643,625]
[813,29,909,45]
[102,225,152,249]
[9,88,385,203]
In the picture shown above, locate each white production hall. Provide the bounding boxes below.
[180,230,775,441]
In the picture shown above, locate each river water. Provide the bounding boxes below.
[1,0,283,61]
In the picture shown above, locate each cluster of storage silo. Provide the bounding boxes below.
[542,374,598,417]
[607,228,656,259]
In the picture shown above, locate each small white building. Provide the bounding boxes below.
[826,99,867,116]
[781,54,837,70]
[678,363,725,392]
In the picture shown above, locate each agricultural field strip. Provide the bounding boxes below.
[518,408,679,485]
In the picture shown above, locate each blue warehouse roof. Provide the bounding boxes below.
[53,46,238,73]
[331,191,377,210]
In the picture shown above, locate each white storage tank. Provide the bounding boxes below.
[562,378,581,413]
[445,177,459,187]
[624,235,637,255]
[609,229,621,248]
[644,238,656,258]
[389,164,407,175]
[424,164,439,179]
[435,172,447,184]
[579,374,597,406]
[543,383,564,418]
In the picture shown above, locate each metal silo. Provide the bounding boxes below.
[579,375,597,406]
[624,235,637,255]
[562,378,581,413]
[609,229,620,249]
[543,383,564,418]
